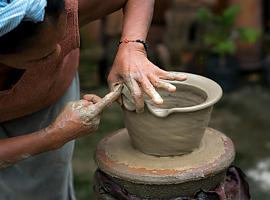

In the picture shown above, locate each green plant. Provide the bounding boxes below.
[197,5,260,57]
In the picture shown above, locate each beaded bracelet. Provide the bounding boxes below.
[118,39,148,52]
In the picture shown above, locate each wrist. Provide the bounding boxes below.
[119,39,148,52]
[42,126,65,150]
[118,40,147,55]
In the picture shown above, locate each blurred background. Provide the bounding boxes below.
[73,0,270,199]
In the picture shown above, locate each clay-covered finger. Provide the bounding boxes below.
[108,83,123,103]
[89,84,123,116]
[156,80,176,92]
[83,94,102,103]
[149,74,176,92]
[124,79,144,113]
[140,78,163,105]
[108,82,124,106]
[160,71,187,81]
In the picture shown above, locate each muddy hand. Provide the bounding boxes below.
[50,85,123,146]
[108,42,187,113]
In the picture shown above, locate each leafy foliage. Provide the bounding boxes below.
[197,5,260,56]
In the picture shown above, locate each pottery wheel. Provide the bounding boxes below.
[95,128,235,198]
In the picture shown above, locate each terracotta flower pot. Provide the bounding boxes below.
[122,72,222,156]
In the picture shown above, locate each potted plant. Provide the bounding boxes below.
[196,5,260,92]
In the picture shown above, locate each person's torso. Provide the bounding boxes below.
[0,0,80,123]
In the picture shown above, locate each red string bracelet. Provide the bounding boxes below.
[118,39,148,52]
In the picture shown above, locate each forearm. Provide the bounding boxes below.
[78,0,155,37]
[0,127,59,169]
[108,0,187,112]
[121,0,155,40]
[78,0,127,27]
[0,93,112,169]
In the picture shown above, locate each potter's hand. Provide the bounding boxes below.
[49,85,122,146]
[108,43,187,113]
[0,87,123,169]
[50,95,102,145]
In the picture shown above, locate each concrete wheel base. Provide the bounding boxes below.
[95,128,235,199]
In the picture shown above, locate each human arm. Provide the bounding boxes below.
[107,0,187,112]
[78,0,127,27]
[0,97,100,169]
[0,86,122,169]
[78,0,187,113]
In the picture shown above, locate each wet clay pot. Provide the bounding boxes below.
[122,72,222,156]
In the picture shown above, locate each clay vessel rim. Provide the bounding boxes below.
[146,72,223,117]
